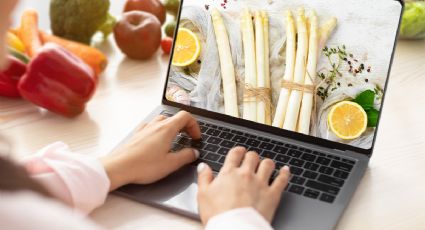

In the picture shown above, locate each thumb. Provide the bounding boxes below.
[197,162,213,189]
[167,148,199,169]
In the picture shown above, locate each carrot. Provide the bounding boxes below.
[40,32,107,75]
[19,9,42,57]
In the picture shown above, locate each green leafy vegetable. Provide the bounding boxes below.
[353,90,380,127]
[400,2,425,39]
[366,108,379,127]
[353,90,375,110]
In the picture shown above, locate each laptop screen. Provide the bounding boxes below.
[165,0,402,150]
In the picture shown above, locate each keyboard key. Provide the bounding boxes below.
[342,158,355,165]
[205,153,220,162]
[204,144,219,152]
[222,128,230,132]
[206,129,220,136]
[334,170,349,179]
[287,149,302,158]
[231,130,243,135]
[203,160,222,172]
[191,140,204,149]
[270,140,280,145]
[319,166,334,175]
[303,189,320,199]
[303,170,318,180]
[320,193,336,203]
[290,176,306,185]
[177,137,191,146]
[273,146,288,154]
[304,162,319,171]
[275,162,285,169]
[261,151,276,159]
[290,166,303,175]
[200,126,208,133]
[217,147,230,155]
[289,158,305,167]
[318,175,345,187]
[259,142,275,150]
[248,148,262,154]
[330,160,354,172]
[232,135,247,143]
[207,137,221,145]
[275,155,290,163]
[221,140,235,148]
[257,137,271,142]
[327,155,340,160]
[304,149,313,153]
[301,153,316,162]
[288,184,305,194]
[286,144,298,149]
[316,156,331,166]
[306,180,340,195]
[218,156,225,164]
[211,124,217,129]
[246,139,260,147]
[219,132,234,140]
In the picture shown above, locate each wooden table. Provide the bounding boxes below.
[1,1,425,229]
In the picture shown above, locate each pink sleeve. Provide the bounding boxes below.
[21,142,110,214]
[205,208,273,230]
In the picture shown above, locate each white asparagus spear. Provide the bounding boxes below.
[282,8,308,131]
[255,11,267,124]
[319,17,337,49]
[261,10,272,125]
[297,10,319,134]
[211,9,239,117]
[242,8,257,122]
[272,10,296,128]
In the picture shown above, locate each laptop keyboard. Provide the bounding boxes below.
[166,113,356,204]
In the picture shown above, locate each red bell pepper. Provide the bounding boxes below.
[18,43,96,117]
[0,56,27,98]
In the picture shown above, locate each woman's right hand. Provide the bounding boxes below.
[197,147,291,224]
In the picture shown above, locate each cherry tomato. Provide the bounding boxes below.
[161,37,173,55]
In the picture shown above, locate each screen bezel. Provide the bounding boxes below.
[161,0,404,157]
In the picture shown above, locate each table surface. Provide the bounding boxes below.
[1,1,425,229]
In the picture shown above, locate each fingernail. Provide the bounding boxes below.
[197,162,206,173]
[193,149,200,159]
[282,166,290,173]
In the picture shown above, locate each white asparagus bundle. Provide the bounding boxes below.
[272,10,296,128]
[262,10,272,125]
[282,8,309,131]
[297,10,319,134]
[211,9,239,117]
[241,8,257,122]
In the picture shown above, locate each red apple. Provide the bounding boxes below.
[124,0,166,25]
[114,11,162,60]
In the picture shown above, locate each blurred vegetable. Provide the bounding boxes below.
[124,0,166,25]
[165,21,176,38]
[40,32,108,75]
[161,37,173,54]
[50,0,114,44]
[164,0,180,16]
[97,13,117,39]
[8,47,30,64]
[7,32,25,53]
[400,1,425,39]
[18,44,97,117]
[19,9,42,57]
[114,11,162,60]
[0,56,27,98]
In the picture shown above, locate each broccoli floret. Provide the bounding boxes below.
[50,0,114,44]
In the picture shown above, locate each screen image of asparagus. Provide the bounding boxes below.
[211,9,239,117]
[242,8,257,122]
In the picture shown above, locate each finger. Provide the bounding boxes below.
[256,158,275,181]
[153,115,168,122]
[167,148,200,170]
[271,166,291,193]
[221,146,246,172]
[164,111,201,140]
[241,151,260,172]
[197,162,213,190]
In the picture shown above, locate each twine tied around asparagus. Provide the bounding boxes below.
[243,84,274,115]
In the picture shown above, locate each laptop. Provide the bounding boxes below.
[115,0,403,229]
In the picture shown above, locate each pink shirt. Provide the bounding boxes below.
[0,142,272,229]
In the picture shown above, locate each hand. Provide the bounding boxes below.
[197,147,291,224]
[101,111,201,191]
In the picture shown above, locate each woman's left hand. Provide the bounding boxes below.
[100,111,201,191]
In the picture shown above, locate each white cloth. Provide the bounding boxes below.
[0,142,273,229]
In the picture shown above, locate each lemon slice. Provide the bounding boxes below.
[172,28,201,67]
[328,101,368,140]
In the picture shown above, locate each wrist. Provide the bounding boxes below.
[100,156,128,191]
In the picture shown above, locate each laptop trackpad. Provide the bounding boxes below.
[115,166,200,218]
